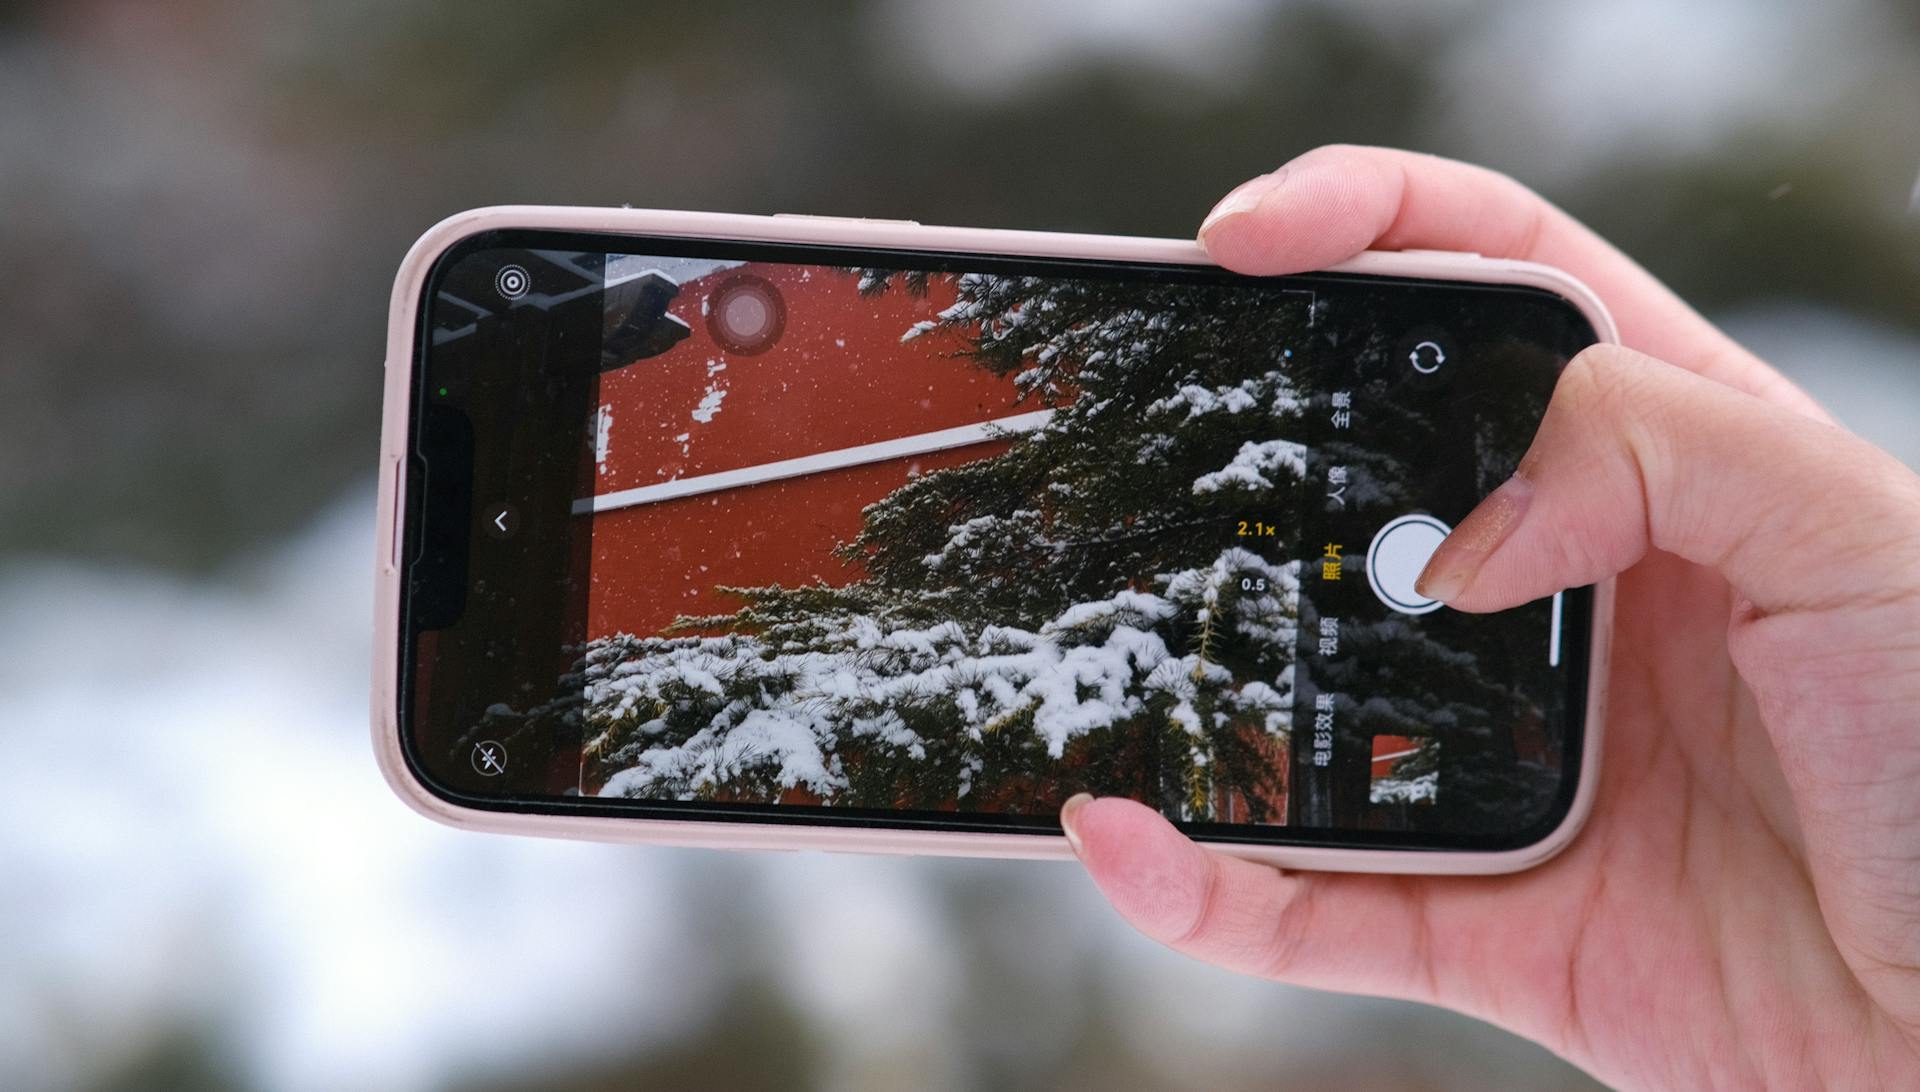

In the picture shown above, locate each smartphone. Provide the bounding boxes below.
[373,208,1615,874]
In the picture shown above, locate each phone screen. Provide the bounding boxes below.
[401,230,1596,852]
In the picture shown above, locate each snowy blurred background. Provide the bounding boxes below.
[2,1,1917,1088]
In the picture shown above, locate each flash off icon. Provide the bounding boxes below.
[471,740,508,776]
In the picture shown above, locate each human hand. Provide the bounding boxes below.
[1061,145,1920,1089]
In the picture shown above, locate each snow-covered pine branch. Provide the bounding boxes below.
[580,270,1313,820]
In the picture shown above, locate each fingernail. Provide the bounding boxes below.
[1416,474,1535,602]
[1060,792,1093,856]
[1198,169,1286,240]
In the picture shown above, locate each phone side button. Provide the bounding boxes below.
[771,212,920,226]
[386,454,406,570]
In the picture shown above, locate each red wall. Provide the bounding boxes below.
[585,263,1029,638]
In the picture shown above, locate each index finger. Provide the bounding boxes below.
[1198,145,1827,419]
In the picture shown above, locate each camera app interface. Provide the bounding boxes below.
[411,239,1594,846]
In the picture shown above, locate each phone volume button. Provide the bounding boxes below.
[385,455,406,570]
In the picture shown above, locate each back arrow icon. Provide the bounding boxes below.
[481,503,519,539]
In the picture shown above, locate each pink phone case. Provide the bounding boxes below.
[373,207,1617,874]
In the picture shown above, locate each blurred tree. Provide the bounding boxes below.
[78,1023,247,1092]
[445,982,817,1092]
[1,0,1914,568]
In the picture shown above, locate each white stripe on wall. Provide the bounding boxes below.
[576,410,1055,515]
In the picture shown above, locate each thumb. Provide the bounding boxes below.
[1416,343,1920,618]
[1058,793,1448,1000]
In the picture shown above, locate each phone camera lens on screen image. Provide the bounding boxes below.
[704,274,786,355]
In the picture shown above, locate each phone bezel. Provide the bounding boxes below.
[373,206,1617,875]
